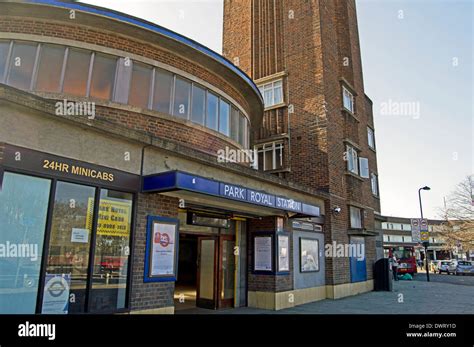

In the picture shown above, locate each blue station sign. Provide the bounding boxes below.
[142,171,321,217]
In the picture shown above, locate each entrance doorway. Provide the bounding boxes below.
[174,232,236,311]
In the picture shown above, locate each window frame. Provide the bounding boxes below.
[346,145,359,174]
[370,172,379,196]
[367,126,376,150]
[342,86,355,113]
[258,79,284,108]
[255,141,284,171]
[349,206,362,229]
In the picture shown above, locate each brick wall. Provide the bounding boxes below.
[247,216,293,293]
[223,0,381,286]
[129,193,179,311]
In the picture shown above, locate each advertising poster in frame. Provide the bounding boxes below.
[300,238,319,272]
[277,234,290,272]
[254,235,273,271]
[144,216,179,282]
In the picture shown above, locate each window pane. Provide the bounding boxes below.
[7,42,37,90]
[90,54,116,100]
[264,149,273,170]
[368,128,375,149]
[173,77,191,118]
[219,99,230,136]
[274,81,283,104]
[63,49,91,97]
[89,189,132,312]
[275,145,283,169]
[191,84,206,125]
[238,113,246,146]
[129,63,152,109]
[46,181,96,313]
[36,44,65,93]
[263,88,272,106]
[0,41,10,82]
[0,172,51,313]
[153,69,173,114]
[230,107,240,142]
[257,151,263,170]
[206,92,218,130]
[350,207,362,228]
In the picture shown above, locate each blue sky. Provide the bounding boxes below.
[83,0,473,219]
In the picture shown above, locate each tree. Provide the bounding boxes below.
[437,175,474,254]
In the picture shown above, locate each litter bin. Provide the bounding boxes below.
[374,258,392,291]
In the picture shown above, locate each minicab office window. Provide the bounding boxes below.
[0,171,135,314]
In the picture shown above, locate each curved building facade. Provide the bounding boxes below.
[0,0,326,314]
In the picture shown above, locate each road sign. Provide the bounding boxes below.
[411,218,421,243]
[411,218,429,242]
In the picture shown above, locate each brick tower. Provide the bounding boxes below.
[223,0,381,297]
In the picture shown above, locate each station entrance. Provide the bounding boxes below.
[174,211,245,311]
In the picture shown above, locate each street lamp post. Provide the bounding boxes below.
[418,186,431,282]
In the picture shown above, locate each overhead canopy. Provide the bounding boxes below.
[143,171,321,218]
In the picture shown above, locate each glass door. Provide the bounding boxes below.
[196,237,217,309]
[218,235,235,308]
[44,181,96,313]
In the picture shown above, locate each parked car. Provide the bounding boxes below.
[455,261,474,276]
[437,260,457,274]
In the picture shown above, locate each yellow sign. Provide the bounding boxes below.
[86,198,132,237]
[420,231,430,242]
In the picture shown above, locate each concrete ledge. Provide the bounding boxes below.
[326,279,374,299]
[248,285,327,311]
[249,280,373,310]
[129,306,175,314]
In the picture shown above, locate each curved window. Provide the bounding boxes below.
[36,44,65,92]
[0,40,251,148]
[63,49,91,97]
[173,77,191,118]
[90,53,117,100]
[191,84,206,125]
[206,92,219,131]
[219,99,230,136]
[0,41,11,82]
[153,69,173,114]
[129,62,152,108]
[7,42,37,90]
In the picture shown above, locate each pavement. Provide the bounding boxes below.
[177,273,474,314]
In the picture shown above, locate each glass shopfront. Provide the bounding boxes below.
[0,172,51,313]
[0,146,139,314]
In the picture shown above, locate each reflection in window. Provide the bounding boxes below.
[219,99,230,136]
[230,106,239,143]
[153,69,173,114]
[36,44,65,93]
[206,92,218,131]
[129,63,152,109]
[173,77,191,118]
[7,42,37,90]
[63,49,91,97]
[46,181,96,313]
[0,172,51,313]
[89,189,132,313]
[0,41,10,82]
[191,84,206,125]
[90,53,117,100]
